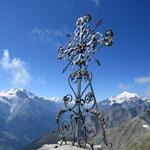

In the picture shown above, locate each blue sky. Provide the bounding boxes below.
[0,0,150,100]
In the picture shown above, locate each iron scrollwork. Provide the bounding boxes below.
[56,13,113,149]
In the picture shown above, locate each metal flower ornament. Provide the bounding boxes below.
[56,14,113,150]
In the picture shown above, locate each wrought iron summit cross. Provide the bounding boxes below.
[56,14,113,150]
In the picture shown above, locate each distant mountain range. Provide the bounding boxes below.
[0,88,62,150]
[0,88,149,150]
[99,91,150,128]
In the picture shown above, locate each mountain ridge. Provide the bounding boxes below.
[1,88,149,104]
[0,88,149,150]
[102,91,147,106]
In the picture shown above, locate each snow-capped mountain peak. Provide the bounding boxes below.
[50,97,62,102]
[0,88,36,112]
[0,88,63,105]
[108,91,142,105]
[44,96,62,103]
[0,88,35,98]
[116,91,139,99]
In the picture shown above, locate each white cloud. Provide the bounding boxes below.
[118,83,132,91]
[37,78,47,86]
[144,85,150,97]
[0,49,31,87]
[61,0,101,7]
[134,76,150,84]
[89,0,101,6]
[30,27,68,46]
[93,0,100,5]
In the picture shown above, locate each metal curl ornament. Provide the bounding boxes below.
[58,14,113,73]
[81,92,96,112]
[56,13,113,150]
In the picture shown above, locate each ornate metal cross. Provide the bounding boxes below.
[56,14,113,150]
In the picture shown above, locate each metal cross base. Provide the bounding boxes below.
[56,69,112,150]
[56,140,110,150]
[56,14,113,150]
